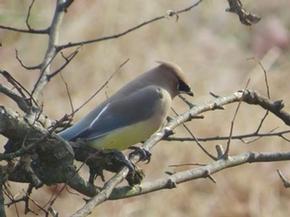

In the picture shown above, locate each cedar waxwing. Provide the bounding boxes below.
[58,61,193,151]
[4,62,193,157]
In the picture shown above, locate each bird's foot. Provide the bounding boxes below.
[128,146,151,163]
[109,150,135,171]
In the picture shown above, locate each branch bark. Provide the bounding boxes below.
[70,89,290,217]
[32,0,73,101]
[110,150,290,199]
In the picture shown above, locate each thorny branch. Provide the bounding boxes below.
[70,89,290,217]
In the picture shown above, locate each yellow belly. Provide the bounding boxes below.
[87,120,159,150]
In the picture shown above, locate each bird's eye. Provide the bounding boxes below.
[178,81,191,92]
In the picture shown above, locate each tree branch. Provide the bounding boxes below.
[0,25,48,34]
[226,0,261,25]
[31,0,73,101]
[109,150,290,199]
[165,129,290,143]
[57,0,203,50]
[70,89,290,217]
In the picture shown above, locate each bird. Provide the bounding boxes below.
[58,61,193,154]
[4,61,193,166]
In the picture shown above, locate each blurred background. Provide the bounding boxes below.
[1,0,290,216]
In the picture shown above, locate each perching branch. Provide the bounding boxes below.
[70,89,290,217]
[109,150,290,199]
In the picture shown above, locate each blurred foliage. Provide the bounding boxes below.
[0,0,290,216]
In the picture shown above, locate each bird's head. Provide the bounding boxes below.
[156,61,193,97]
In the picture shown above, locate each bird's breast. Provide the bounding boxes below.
[87,118,160,150]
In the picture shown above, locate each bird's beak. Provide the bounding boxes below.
[179,90,194,97]
[186,90,194,97]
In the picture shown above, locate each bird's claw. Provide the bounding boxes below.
[128,146,151,163]
[109,150,135,172]
[109,150,145,185]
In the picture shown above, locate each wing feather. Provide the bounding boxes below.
[76,86,163,141]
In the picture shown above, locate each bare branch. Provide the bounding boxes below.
[15,49,41,70]
[32,0,74,101]
[58,0,203,50]
[165,129,290,143]
[178,95,195,108]
[59,73,74,114]
[0,0,48,34]
[109,150,290,200]
[0,84,31,113]
[0,70,30,99]
[243,91,290,125]
[226,0,261,25]
[0,24,48,34]
[47,47,80,80]
[254,110,269,134]
[69,58,129,117]
[224,79,250,157]
[277,169,290,188]
[71,88,290,216]
[171,108,217,160]
[25,0,36,30]
[0,185,6,217]
[69,90,251,217]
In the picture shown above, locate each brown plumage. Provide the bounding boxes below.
[59,61,193,150]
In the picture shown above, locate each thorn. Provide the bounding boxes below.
[166,116,174,122]
[203,169,216,183]
[213,103,224,110]
[273,100,284,110]
[207,174,217,184]
[215,144,224,159]
[164,128,174,138]
[277,169,290,188]
[209,92,220,98]
[166,178,177,189]
[178,95,195,108]
[165,171,175,176]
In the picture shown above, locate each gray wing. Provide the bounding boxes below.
[59,86,163,141]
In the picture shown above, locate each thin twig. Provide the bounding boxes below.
[254,111,269,133]
[59,73,74,114]
[70,58,129,117]
[48,47,81,80]
[168,163,207,167]
[25,0,36,30]
[178,95,195,108]
[0,24,48,34]
[58,0,203,50]
[32,0,73,101]
[0,70,40,109]
[223,79,250,158]
[171,108,217,160]
[277,169,290,188]
[15,49,41,70]
[109,150,290,200]
[165,129,290,143]
[226,0,261,25]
